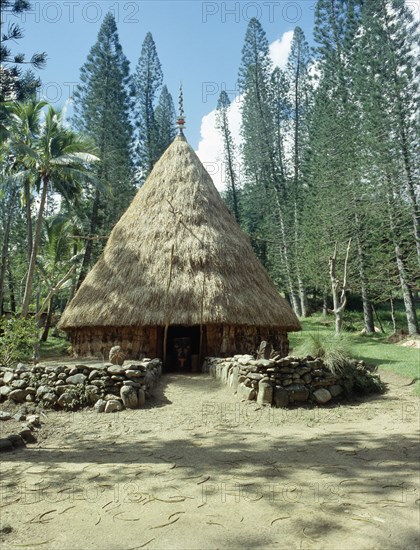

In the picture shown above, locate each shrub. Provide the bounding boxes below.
[296,331,352,370]
[296,331,385,396]
[0,316,38,367]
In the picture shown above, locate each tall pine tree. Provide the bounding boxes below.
[72,12,134,287]
[134,32,163,178]
[155,85,176,159]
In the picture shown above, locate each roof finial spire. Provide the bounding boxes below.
[176,82,185,136]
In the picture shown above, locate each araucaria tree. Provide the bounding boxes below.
[72,12,134,287]
[154,85,176,159]
[134,32,163,178]
[216,90,240,223]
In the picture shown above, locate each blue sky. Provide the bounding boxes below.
[11,0,317,150]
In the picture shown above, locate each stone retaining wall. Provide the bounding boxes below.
[0,359,162,412]
[205,354,348,406]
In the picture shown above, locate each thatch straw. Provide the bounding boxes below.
[58,135,301,331]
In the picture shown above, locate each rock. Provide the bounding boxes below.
[0,386,11,398]
[329,384,343,397]
[55,385,73,396]
[137,389,146,407]
[88,370,100,381]
[94,399,106,413]
[13,411,26,422]
[286,384,309,402]
[68,367,79,376]
[90,380,105,388]
[57,393,74,408]
[0,411,12,421]
[274,386,289,408]
[109,346,125,366]
[3,371,14,384]
[104,400,123,413]
[313,388,332,404]
[125,370,144,380]
[107,365,125,375]
[123,380,141,388]
[7,434,26,448]
[238,355,254,366]
[256,341,272,360]
[19,428,37,444]
[120,386,138,408]
[8,389,27,403]
[26,414,40,428]
[257,380,273,405]
[66,374,87,385]
[36,385,51,398]
[247,373,264,381]
[238,383,256,401]
[229,366,240,391]
[16,363,30,374]
[0,438,14,452]
[256,359,274,368]
[42,392,57,406]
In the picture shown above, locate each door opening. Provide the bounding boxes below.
[165,326,202,372]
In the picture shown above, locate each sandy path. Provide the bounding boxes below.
[0,371,419,550]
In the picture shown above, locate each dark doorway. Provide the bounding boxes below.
[165,325,202,372]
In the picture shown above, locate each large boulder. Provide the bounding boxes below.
[66,374,87,385]
[8,389,27,403]
[120,386,138,409]
[104,400,123,413]
[313,388,332,405]
[257,380,273,405]
[274,386,289,408]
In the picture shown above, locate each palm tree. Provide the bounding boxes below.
[8,104,99,316]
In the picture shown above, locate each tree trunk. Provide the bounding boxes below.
[22,176,49,317]
[329,240,352,335]
[7,266,16,313]
[322,287,329,316]
[389,294,397,334]
[41,296,54,342]
[274,196,301,316]
[24,178,33,262]
[77,188,101,289]
[298,278,310,317]
[352,203,375,333]
[0,186,18,316]
[385,179,419,335]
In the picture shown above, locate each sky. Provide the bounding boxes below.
[8,0,318,187]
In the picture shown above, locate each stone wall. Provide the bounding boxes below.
[205,354,347,406]
[0,359,162,412]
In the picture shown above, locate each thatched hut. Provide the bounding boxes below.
[58,133,300,369]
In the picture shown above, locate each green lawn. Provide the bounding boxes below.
[39,336,70,359]
[289,315,420,394]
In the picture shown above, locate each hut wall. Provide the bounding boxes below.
[69,326,158,360]
[68,324,289,360]
[206,325,289,357]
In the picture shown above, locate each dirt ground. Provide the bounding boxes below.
[0,369,419,550]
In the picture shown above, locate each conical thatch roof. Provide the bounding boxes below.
[59,135,300,331]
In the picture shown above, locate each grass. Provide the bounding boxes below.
[289,314,420,395]
[39,336,70,359]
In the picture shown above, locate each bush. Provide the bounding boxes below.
[0,316,38,367]
[296,331,385,396]
[296,331,352,370]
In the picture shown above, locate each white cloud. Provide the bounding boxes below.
[196,31,294,191]
[269,30,294,69]
[196,97,243,191]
